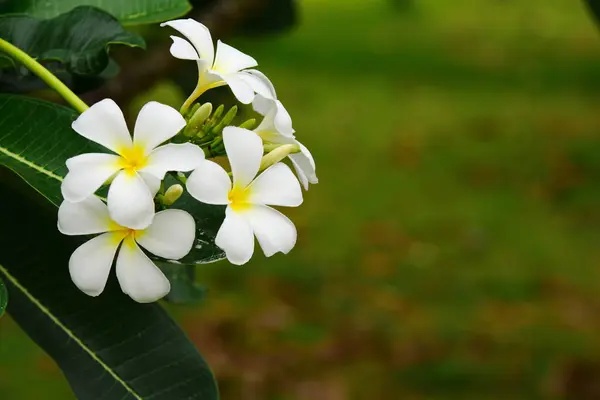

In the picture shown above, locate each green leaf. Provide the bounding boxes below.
[0,178,219,399]
[0,94,225,265]
[0,6,145,76]
[157,262,206,304]
[0,0,192,26]
[0,276,7,318]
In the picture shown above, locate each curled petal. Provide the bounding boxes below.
[69,232,125,297]
[216,207,254,265]
[248,163,303,207]
[116,236,170,303]
[58,196,115,235]
[133,102,186,154]
[107,171,155,230]
[238,70,274,100]
[218,73,255,105]
[223,127,263,188]
[246,205,297,257]
[61,153,121,203]
[142,143,205,180]
[136,209,196,260]
[168,35,199,60]
[255,98,294,137]
[213,40,257,74]
[71,99,132,153]
[289,141,318,190]
[186,160,231,205]
[161,19,214,65]
[245,69,276,99]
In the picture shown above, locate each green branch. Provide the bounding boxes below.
[0,38,89,114]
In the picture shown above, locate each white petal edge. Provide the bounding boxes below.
[245,69,276,99]
[186,160,231,205]
[69,232,123,297]
[61,153,122,203]
[58,196,115,235]
[168,35,199,60]
[248,163,303,207]
[133,102,187,154]
[215,207,255,265]
[237,70,274,100]
[141,143,205,180]
[212,40,257,74]
[219,73,255,105]
[223,126,263,188]
[136,209,196,260]
[289,141,318,190]
[139,171,161,197]
[107,171,155,230]
[71,99,132,154]
[116,236,170,303]
[255,99,294,137]
[245,205,297,257]
[161,19,215,65]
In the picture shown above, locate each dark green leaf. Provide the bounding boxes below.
[0,6,145,76]
[0,94,224,264]
[157,262,206,304]
[0,177,218,399]
[0,0,192,26]
[0,276,7,318]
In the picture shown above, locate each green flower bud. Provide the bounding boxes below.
[184,102,213,137]
[162,184,184,205]
[259,144,301,171]
[212,105,238,134]
[238,118,256,130]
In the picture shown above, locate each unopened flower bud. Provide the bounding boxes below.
[213,105,238,134]
[162,184,184,205]
[184,102,213,137]
[238,118,256,130]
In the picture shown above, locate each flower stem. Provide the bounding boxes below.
[0,38,89,114]
[180,80,226,115]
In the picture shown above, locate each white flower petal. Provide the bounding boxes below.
[248,163,302,207]
[255,99,294,137]
[186,160,231,205]
[107,170,155,230]
[212,40,257,74]
[245,69,276,99]
[161,19,214,65]
[215,206,255,265]
[237,70,274,100]
[58,196,115,235]
[141,143,205,180]
[133,102,186,154]
[168,35,199,60]
[139,171,161,197]
[69,232,124,297]
[71,99,132,154]
[61,153,122,202]
[116,236,170,303]
[289,141,318,190]
[223,126,263,188]
[136,210,195,260]
[245,205,297,257]
[219,73,255,104]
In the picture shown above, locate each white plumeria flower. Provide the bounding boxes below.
[62,99,205,229]
[58,196,196,303]
[186,127,302,265]
[161,18,273,105]
[253,95,318,190]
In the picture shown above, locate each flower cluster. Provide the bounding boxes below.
[58,18,317,303]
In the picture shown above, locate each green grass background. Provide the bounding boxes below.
[5,0,600,398]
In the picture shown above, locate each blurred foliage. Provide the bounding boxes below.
[6,0,600,399]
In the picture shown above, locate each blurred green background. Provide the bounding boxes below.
[6,0,600,398]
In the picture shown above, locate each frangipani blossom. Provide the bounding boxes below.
[161,19,273,105]
[58,196,196,303]
[253,95,318,190]
[186,127,302,265]
[62,99,205,229]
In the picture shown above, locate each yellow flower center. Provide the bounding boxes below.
[117,145,148,175]
[228,184,252,212]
